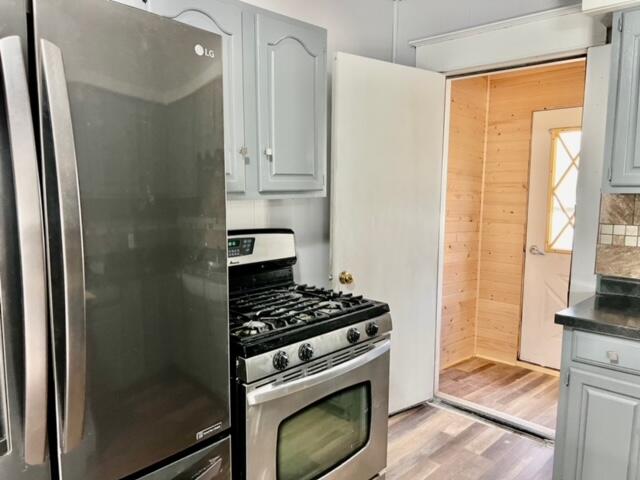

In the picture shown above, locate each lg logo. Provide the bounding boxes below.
[194,44,215,59]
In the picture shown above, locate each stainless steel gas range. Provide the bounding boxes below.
[228,229,392,480]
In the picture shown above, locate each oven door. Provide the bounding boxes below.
[244,338,390,480]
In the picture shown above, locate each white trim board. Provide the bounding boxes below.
[411,6,607,75]
[583,0,640,14]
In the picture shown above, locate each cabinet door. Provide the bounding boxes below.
[608,10,640,187]
[560,368,640,479]
[149,0,247,193]
[255,13,327,193]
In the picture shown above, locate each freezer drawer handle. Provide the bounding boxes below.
[0,35,49,466]
[247,339,390,406]
[192,456,223,480]
[41,39,87,454]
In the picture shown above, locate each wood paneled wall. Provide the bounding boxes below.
[476,62,586,363]
[441,61,586,369]
[440,77,488,369]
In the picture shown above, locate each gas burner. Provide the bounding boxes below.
[232,320,271,338]
[228,282,383,347]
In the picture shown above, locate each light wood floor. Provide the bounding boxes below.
[387,404,554,479]
[439,357,559,430]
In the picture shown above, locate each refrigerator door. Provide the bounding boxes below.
[0,8,51,480]
[34,1,229,479]
[0,0,27,48]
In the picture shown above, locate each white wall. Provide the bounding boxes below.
[228,0,579,287]
[242,0,579,66]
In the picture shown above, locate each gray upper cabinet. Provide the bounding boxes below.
[114,0,328,198]
[558,367,640,480]
[605,9,640,190]
[254,13,327,194]
[147,0,247,193]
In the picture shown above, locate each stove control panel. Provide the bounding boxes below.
[228,237,255,258]
[238,313,392,383]
[228,230,295,267]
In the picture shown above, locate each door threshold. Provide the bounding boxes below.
[435,392,555,442]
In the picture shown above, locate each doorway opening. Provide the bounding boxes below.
[437,59,586,437]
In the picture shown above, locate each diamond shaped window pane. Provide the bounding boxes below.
[555,166,578,207]
[555,142,573,178]
[559,130,582,159]
[554,226,574,251]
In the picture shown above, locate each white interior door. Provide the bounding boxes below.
[520,107,583,370]
[330,52,445,413]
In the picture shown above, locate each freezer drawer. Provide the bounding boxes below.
[139,436,231,480]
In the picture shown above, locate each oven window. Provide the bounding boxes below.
[277,383,371,480]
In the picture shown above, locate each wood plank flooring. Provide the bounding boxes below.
[387,404,554,479]
[439,357,559,430]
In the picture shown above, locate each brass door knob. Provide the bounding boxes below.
[339,271,354,285]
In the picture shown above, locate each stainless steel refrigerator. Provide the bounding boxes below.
[0,0,231,478]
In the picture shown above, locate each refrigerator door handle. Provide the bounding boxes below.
[40,38,87,454]
[0,35,48,465]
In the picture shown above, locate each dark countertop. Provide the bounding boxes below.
[555,294,640,340]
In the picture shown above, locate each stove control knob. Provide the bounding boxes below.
[298,343,314,361]
[273,351,289,371]
[366,322,379,337]
[347,328,361,344]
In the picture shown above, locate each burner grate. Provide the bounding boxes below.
[229,284,377,341]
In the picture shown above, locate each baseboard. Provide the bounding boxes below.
[515,359,560,377]
[474,354,560,377]
[439,354,476,371]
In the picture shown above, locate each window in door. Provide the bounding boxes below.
[546,127,582,253]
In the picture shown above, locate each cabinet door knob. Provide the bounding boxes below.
[264,147,273,160]
[606,350,620,364]
[239,146,248,156]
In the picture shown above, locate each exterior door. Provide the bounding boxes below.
[35,1,229,478]
[256,13,327,193]
[520,108,583,370]
[330,52,445,413]
[560,368,640,480]
[147,0,247,193]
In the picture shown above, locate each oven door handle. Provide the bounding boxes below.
[247,339,390,406]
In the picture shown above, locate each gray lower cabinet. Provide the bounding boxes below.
[554,329,640,479]
[605,9,640,190]
[112,0,328,198]
[559,368,640,479]
[254,13,327,193]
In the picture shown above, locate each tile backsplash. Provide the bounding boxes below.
[596,193,640,280]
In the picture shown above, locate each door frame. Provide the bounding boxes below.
[435,65,570,441]
[426,21,608,438]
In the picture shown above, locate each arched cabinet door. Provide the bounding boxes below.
[150,0,247,193]
[255,13,327,193]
